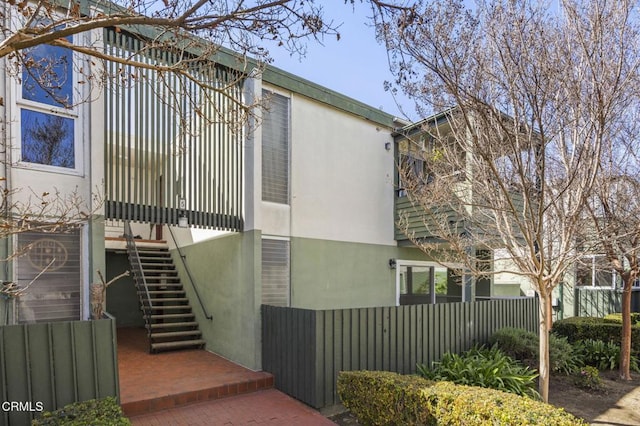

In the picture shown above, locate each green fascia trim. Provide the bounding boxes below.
[393,107,455,140]
[262,66,397,128]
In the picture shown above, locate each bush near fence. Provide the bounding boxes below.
[553,316,640,355]
[337,371,584,426]
[262,298,539,409]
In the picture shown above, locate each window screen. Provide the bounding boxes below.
[262,91,289,204]
[17,229,82,323]
[261,238,290,306]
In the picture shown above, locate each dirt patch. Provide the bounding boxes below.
[549,370,640,425]
[329,371,640,425]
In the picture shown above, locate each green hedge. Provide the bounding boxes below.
[337,371,584,425]
[603,312,640,325]
[32,397,130,426]
[553,316,640,354]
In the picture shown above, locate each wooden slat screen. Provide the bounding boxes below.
[104,29,243,231]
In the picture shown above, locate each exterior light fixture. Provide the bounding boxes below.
[388,258,396,269]
[385,142,392,151]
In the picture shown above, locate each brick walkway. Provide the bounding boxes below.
[118,328,273,416]
[118,328,334,424]
[129,389,335,425]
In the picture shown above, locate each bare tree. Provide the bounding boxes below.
[583,114,640,380]
[0,0,347,129]
[375,0,640,401]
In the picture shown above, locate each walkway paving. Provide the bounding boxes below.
[118,328,334,424]
[129,389,335,425]
[118,328,273,417]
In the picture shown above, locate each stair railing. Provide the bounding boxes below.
[167,225,213,320]
[124,221,153,321]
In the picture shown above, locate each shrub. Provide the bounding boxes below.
[553,316,640,355]
[549,334,583,374]
[489,327,538,360]
[417,345,539,399]
[575,339,640,372]
[32,397,130,426]
[573,366,602,391]
[489,327,582,374]
[337,370,585,426]
[603,312,640,325]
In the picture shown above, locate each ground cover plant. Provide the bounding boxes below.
[32,397,130,426]
[416,345,539,399]
[575,339,640,372]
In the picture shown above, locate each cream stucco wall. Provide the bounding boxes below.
[257,83,396,247]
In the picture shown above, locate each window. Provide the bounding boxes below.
[16,229,82,323]
[396,260,463,305]
[18,29,79,172]
[576,255,617,287]
[262,91,289,204]
[261,238,290,306]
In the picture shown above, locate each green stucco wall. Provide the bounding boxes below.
[290,237,434,309]
[105,251,144,327]
[173,231,261,370]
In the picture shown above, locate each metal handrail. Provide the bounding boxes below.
[167,225,213,320]
[124,221,153,313]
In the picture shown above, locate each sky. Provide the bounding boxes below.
[265,2,418,121]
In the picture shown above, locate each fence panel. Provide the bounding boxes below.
[0,318,119,426]
[574,287,640,317]
[262,298,539,409]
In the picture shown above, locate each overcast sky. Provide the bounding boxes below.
[265,2,418,121]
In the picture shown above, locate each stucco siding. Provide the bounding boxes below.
[173,231,262,370]
[290,236,433,309]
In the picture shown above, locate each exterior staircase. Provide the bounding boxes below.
[124,223,205,353]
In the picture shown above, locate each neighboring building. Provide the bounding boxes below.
[1,15,515,371]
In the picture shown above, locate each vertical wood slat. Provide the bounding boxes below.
[262,298,539,409]
[103,29,243,231]
[0,318,119,426]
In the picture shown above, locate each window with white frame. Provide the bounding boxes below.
[576,255,619,288]
[396,260,464,305]
[261,90,290,204]
[261,238,290,306]
[17,25,80,172]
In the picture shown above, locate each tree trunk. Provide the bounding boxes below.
[538,293,551,402]
[620,276,633,380]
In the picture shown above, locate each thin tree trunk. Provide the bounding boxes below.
[620,277,633,380]
[539,293,551,402]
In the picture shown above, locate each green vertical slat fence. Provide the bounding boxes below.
[0,318,119,426]
[262,298,539,409]
[575,287,640,317]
